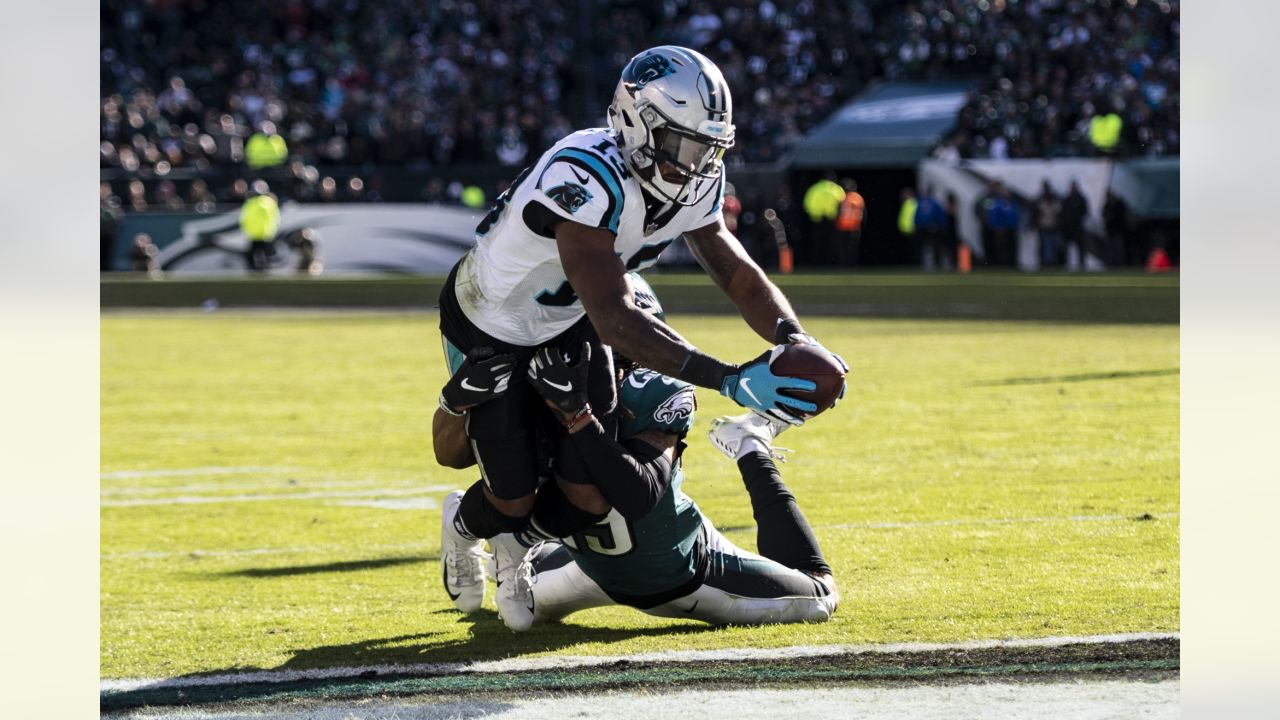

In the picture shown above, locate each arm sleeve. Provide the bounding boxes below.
[556,418,672,520]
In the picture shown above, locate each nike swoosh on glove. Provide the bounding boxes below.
[440,347,515,412]
[527,342,591,416]
[720,346,817,426]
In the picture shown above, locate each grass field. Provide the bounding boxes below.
[100,301,1178,682]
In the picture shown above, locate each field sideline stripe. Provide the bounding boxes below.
[102,659,1179,710]
[100,632,1178,692]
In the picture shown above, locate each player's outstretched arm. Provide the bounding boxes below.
[684,216,802,344]
[556,221,701,377]
[556,221,816,424]
[685,217,851,379]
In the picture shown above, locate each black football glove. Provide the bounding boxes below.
[439,347,515,415]
[527,342,591,417]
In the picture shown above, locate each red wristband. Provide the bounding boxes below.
[562,403,593,430]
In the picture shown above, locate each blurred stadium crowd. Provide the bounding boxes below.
[101,0,1178,193]
[101,0,1177,272]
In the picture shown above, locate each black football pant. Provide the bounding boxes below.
[438,260,617,538]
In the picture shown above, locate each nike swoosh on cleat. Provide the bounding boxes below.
[460,378,490,393]
[443,566,461,602]
[738,377,761,405]
[681,600,699,614]
[543,378,573,392]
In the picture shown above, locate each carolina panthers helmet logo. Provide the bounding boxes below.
[626,54,675,90]
[546,182,593,214]
[654,387,696,425]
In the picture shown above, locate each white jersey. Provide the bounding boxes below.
[453,128,725,346]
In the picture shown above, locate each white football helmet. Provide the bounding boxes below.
[607,46,735,206]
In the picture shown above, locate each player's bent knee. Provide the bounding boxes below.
[484,490,535,523]
[557,478,611,515]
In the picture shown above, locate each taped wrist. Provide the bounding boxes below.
[773,317,805,344]
[679,349,734,391]
[438,392,466,417]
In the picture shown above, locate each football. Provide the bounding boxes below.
[771,343,847,418]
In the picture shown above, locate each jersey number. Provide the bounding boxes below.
[535,280,578,307]
[593,140,632,180]
[475,165,534,236]
[562,509,635,557]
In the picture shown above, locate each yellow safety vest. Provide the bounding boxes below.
[1090,113,1122,151]
[240,195,280,241]
[803,180,845,222]
[246,133,289,169]
[898,197,917,235]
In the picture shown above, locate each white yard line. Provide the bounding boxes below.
[102,542,431,561]
[814,511,1179,531]
[102,479,443,496]
[101,467,304,480]
[100,632,1179,692]
[101,510,1174,558]
[335,498,439,510]
[102,486,457,507]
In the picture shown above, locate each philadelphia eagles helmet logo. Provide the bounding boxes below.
[626,54,675,90]
[546,182,593,214]
[654,387,696,424]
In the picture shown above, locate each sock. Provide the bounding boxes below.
[457,481,529,539]
[737,436,768,460]
[737,450,831,575]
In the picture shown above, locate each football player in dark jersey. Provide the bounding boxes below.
[434,275,838,628]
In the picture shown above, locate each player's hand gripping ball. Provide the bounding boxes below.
[770,343,848,419]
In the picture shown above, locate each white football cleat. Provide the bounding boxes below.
[810,571,841,617]
[490,534,538,632]
[708,412,793,462]
[440,490,489,613]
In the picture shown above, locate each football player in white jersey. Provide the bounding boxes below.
[435,276,838,629]
[437,46,846,613]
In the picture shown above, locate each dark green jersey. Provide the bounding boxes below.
[563,369,704,601]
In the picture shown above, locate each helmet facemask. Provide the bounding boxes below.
[629,105,732,206]
[608,46,735,207]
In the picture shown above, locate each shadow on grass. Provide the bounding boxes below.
[972,367,1179,387]
[216,555,433,578]
[103,612,720,708]
[276,611,718,671]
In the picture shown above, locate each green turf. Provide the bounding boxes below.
[100,309,1178,679]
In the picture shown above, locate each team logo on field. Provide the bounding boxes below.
[546,182,593,214]
[654,387,696,424]
[627,54,675,89]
